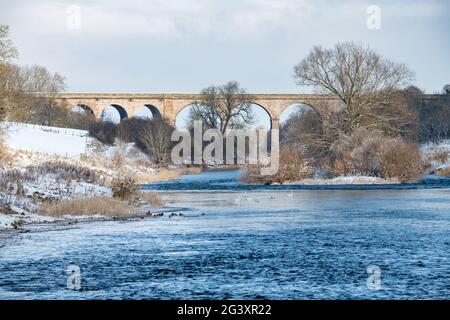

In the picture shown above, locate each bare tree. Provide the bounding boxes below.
[189,81,254,134]
[137,118,175,164]
[405,87,450,143]
[1,25,70,128]
[280,107,323,146]
[0,25,17,63]
[0,25,19,122]
[20,65,67,126]
[294,42,415,135]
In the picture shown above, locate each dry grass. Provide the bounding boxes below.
[142,169,180,183]
[111,149,125,169]
[436,166,450,177]
[141,191,164,206]
[42,196,136,217]
[180,166,203,175]
[430,150,449,164]
[0,132,12,164]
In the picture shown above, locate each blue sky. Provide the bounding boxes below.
[1,0,449,95]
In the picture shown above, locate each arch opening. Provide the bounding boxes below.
[279,103,323,145]
[175,102,273,132]
[175,103,197,131]
[245,103,272,130]
[102,104,128,123]
[280,103,322,125]
[71,104,94,116]
[134,104,162,119]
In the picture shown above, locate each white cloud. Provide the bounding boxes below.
[6,0,445,39]
[1,0,448,93]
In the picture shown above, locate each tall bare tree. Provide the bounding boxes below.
[19,65,67,126]
[189,81,254,134]
[137,118,175,164]
[0,24,19,122]
[294,42,415,135]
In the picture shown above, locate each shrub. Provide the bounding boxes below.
[88,121,118,145]
[431,150,449,164]
[111,175,139,200]
[274,148,311,183]
[136,118,175,164]
[380,142,424,182]
[436,166,450,177]
[111,148,125,169]
[351,130,424,182]
[117,118,149,143]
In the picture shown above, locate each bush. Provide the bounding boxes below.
[117,118,149,143]
[436,166,450,177]
[88,121,118,145]
[111,148,126,169]
[274,148,311,183]
[136,118,175,164]
[111,175,138,200]
[350,130,424,182]
[380,142,424,182]
[430,150,449,164]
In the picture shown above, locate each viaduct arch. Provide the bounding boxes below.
[54,93,343,129]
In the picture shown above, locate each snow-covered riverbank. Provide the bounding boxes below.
[280,175,400,185]
[0,122,172,231]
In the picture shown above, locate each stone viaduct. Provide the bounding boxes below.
[52,92,447,129]
[53,93,343,129]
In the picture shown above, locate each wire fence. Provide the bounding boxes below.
[2,122,89,138]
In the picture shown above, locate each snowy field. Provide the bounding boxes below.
[2,122,88,157]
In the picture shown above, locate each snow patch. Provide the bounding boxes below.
[2,122,88,157]
[422,140,450,173]
[284,175,400,185]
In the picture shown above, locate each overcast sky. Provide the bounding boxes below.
[1,0,449,93]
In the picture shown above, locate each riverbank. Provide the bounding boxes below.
[0,123,183,231]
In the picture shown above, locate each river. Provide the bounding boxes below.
[0,170,449,299]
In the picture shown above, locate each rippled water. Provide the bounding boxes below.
[0,171,449,299]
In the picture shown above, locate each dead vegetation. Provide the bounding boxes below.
[436,167,450,177]
[141,191,164,206]
[142,169,180,183]
[111,175,139,200]
[0,130,11,164]
[428,149,449,164]
[42,196,136,217]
